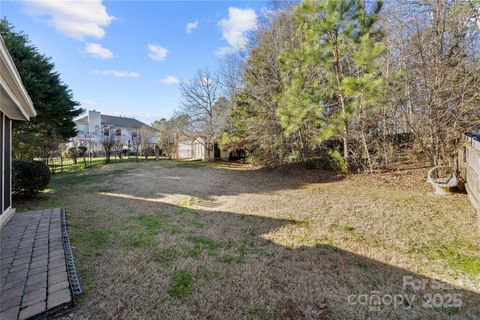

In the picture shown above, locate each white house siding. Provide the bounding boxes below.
[75,123,89,137]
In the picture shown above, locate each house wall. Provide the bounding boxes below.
[88,110,101,134]
[75,123,88,137]
[1,111,4,214]
[1,111,12,217]
[3,115,11,212]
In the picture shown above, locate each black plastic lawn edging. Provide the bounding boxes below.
[61,208,82,297]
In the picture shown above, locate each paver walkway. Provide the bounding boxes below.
[1,209,73,320]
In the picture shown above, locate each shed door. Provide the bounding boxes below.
[178,142,191,159]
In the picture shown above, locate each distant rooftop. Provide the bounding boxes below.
[76,114,156,130]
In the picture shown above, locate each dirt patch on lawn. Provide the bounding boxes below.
[16,160,480,319]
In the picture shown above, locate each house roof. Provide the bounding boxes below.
[177,135,204,143]
[76,114,157,131]
[0,35,36,121]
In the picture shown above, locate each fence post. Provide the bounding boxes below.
[60,155,63,173]
[46,157,51,174]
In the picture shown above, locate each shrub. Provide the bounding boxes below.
[12,160,50,197]
[67,147,78,158]
[305,159,318,170]
[77,146,87,157]
[305,149,348,173]
[286,151,300,163]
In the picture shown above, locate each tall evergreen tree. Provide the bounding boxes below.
[0,19,83,159]
[277,0,384,169]
[220,12,299,164]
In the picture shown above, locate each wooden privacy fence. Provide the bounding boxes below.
[459,134,480,227]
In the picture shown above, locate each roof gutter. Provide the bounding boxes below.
[0,35,36,120]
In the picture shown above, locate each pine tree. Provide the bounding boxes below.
[277,0,384,170]
[0,19,83,159]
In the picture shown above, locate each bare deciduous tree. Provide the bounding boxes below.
[100,125,115,164]
[382,0,480,167]
[154,116,186,159]
[179,68,227,160]
[139,128,155,159]
[114,128,123,159]
[129,129,142,161]
[219,53,244,103]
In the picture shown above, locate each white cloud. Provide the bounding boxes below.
[218,7,257,51]
[22,0,114,40]
[147,44,168,61]
[160,76,180,85]
[84,43,113,59]
[185,20,198,34]
[215,46,237,57]
[93,70,139,78]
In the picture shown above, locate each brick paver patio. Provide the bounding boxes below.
[1,209,73,320]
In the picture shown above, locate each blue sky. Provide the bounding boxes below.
[2,0,268,124]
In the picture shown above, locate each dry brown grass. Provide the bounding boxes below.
[16,160,480,320]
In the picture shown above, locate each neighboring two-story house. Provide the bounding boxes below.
[71,110,158,155]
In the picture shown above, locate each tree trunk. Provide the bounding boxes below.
[361,130,373,173]
[105,150,111,164]
[332,41,349,165]
[206,143,211,161]
[382,109,388,166]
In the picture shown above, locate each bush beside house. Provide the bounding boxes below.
[12,160,50,197]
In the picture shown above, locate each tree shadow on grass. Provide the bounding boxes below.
[73,192,480,320]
